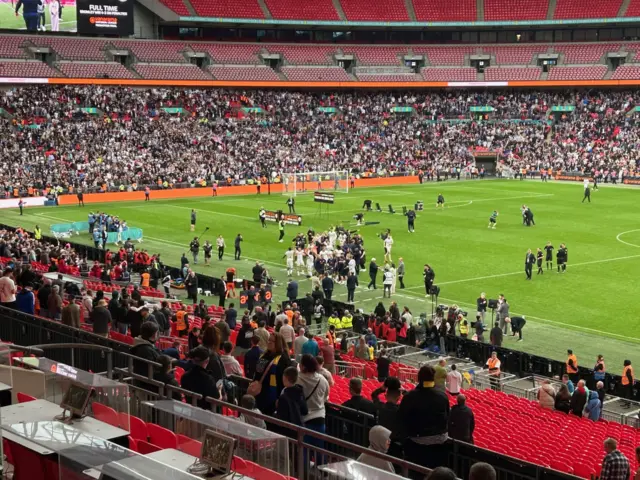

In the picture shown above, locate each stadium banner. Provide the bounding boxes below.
[314,192,335,204]
[264,210,303,226]
[623,178,640,185]
[554,174,589,182]
[238,287,273,308]
[0,197,46,209]
[76,0,133,35]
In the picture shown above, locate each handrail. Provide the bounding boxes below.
[3,344,45,357]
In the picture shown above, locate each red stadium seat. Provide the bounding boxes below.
[119,413,148,441]
[17,392,37,403]
[92,402,120,427]
[136,440,162,455]
[147,423,178,449]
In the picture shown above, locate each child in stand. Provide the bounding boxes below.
[239,394,266,429]
[274,367,308,434]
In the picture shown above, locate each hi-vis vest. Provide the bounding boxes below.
[34,226,42,240]
[566,354,578,374]
[487,358,501,376]
[328,316,340,328]
[622,365,635,386]
[341,315,353,329]
[459,320,469,336]
[176,311,187,331]
[326,330,336,347]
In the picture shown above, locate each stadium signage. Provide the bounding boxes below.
[391,106,414,113]
[314,192,335,204]
[77,0,134,36]
[239,286,273,308]
[470,106,495,112]
[317,107,337,114]
[264,211,303,226]
[162,107,186,114]
[552,106,576,112]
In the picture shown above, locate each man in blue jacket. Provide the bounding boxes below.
[15,0,42,32]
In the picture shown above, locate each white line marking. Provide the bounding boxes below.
[616,230,640,248]
[403,253,640,290]
[35,212,73,223]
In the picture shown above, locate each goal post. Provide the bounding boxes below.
[282,170,350,197]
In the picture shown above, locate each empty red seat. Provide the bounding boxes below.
[177,434,202,457]
[136,440,162,455]
[17,392,37,403]
[92,402,120,427]
[119,413,148,441]
[147,423,178,449]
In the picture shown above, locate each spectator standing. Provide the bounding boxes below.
[490,322,503,347]
[372,377,402,431]
[356,426,395,473]
[90,299,112,337]
[275,367,307,428]
[0,269,17,309]
[225,303,237,330]
[221,341,243,376]
[622,359,635,407]
[316,356,334,387]
[254,321,269,350]
[296,355,330,451]
[252,332,292,416]
[280,318,295,350]
[601,438,630,480]
[61,301,81,329]
[554,384,572,413]
[469,463,497,480]
[376,349,391,382]
[393,366,450,469]
[37,282,51,317]
[585,390,602,421]
[537,380,556,409]
[181,346,220,409]
[234,316,255,356]
[562,374,575,394]
[129,321,161,379]
[594,354,606,384]
[446,364,463,396]
[243,335,262,379]
[47,285,63,320]
[570,380,588,416]
[301,332,320,357]
[342,378,376,415]
[293,327,308,362]
[434,359,447,390]
[448,394,475,444]
[82,289,93,321]
[320,339,335,374]
[566,349,579,384]
[15,284,35,315]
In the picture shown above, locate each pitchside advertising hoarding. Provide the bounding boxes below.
[6,0,132,35]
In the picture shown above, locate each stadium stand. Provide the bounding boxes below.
[29,37,108,61]
[547,65,608,80]
[56,62,136,79]
[610,64,640,80]
[132,64,212,80]
[340,46,408,66]
[157,0,191,15]
[553,0,623,19]
[339,0,409,21]
[484,67,542,81]
[411,0,477,21]
[413,46,475,66]
[484,0,549,20]
[355,73,423,82]
[0,35,29,59]
[264,45,338,65]
[0,61,61,78]
[207,65,280,81]
[483,45,549,65]
[111,40,190,63]
[281,66,353,81]
[191,43,263,64]
[189,0,265,18]
[264,0,340,20]
[421,67,477,82]
[625,0,640,16]
[554,43,621,64]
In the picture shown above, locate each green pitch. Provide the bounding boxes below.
[5,180,640,370]
[0,2,77,32]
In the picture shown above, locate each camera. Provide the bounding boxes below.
[436,304,449,313]
[459,310,468,317]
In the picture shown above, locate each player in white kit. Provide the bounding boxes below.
[284,247,295,276]
[384,234,394,263]
[295,248,305,276]
[306,251,315,277]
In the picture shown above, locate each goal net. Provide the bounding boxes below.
[282,170,350,197]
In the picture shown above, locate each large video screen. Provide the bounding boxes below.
[76,0,133,35]
[5,0,133,35]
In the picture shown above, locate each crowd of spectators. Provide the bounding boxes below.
[2,87,640,193]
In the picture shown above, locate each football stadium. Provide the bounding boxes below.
[0,1,640,480]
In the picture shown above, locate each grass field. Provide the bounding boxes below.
[0,2,77,32]
[4,179,640,370]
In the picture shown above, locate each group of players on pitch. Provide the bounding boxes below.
[524,243,568,280]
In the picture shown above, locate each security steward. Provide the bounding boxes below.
[458,314,469,339]
[34,224,42,241]
[174,308,189,337]
[486,351,501,391]
[566,349,579,384]
[341,311,353,330]
[622,360,635,407]
[328,312,341,330]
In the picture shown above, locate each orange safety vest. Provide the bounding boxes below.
[326,330,336,347]
[622,365,635,385]
[176,311,187,331]
[141,273,150,288]
[487,358,501,376]
[566,354,578,374]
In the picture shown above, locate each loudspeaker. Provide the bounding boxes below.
[388,205,395,214]
[402,206,407,215]
[488,299,498,309]
[375,203,382,212]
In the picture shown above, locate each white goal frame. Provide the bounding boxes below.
[282,170,350,197]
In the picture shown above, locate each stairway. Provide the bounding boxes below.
[404,0,417,21]
[618,0,631,17]
[477,0,484,21]
[257,0,273,18]
[332,0,347,20]
[546,0,557,20]
[181,0,196,16]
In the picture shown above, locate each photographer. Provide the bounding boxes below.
[354,212,364,226]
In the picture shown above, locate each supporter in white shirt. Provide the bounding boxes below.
[293,327,308,361]
[220,341,243,376]
[0,269,17,307]
[279,317,295,347]
[446,364,463,395]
